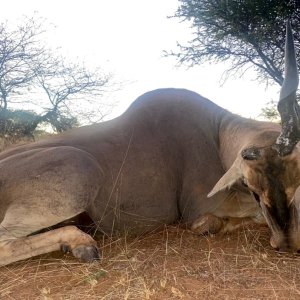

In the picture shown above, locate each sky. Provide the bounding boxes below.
[1,0,280,120]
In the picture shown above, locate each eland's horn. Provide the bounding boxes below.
[274,20,300,156]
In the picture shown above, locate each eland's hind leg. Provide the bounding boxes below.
[0,146,103,266]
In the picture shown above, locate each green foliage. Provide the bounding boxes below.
[44,111,79,133]
[260,93,300,121]
[260,100,279,121]
[0,107,80,148]
[0,109,39,139]
[170,0,300,85]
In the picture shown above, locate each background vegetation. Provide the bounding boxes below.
[0,16,112,147]
[169,0,300,120]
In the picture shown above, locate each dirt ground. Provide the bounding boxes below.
[1,224,300,300]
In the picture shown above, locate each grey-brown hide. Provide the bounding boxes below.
[0,21,299,265]
[0,88,270,266]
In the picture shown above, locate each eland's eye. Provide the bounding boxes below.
[252,192,260,204]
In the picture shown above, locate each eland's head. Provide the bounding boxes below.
[209,20,300,252]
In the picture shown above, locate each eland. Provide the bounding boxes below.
[0,21,299,266]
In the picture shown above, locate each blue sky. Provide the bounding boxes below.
[1,0,279,119]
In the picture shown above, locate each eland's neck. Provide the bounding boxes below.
[218,114,281,171]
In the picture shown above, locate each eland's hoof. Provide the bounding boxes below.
[61,244,71,253]
[72,245,101,262]
[191,214,224,235]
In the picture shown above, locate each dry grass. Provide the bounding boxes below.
[1,224,300,299]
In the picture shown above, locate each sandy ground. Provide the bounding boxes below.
[1,224,300,300]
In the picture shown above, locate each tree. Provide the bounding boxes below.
[169,0,300,86]
[31,53,111,132]
[0,16,112,142]
[0,17,44,110]
[0,109,39,144]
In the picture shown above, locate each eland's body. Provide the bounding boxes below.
[0,21,300,265]
[0,88,279,265]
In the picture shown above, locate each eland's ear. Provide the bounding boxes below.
[207,157,243,198]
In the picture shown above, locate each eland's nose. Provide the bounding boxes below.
[275,235,300,253]
[270,235,289,252]
[277,245,290,253]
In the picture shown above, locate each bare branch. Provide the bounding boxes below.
[0,15,114,141]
